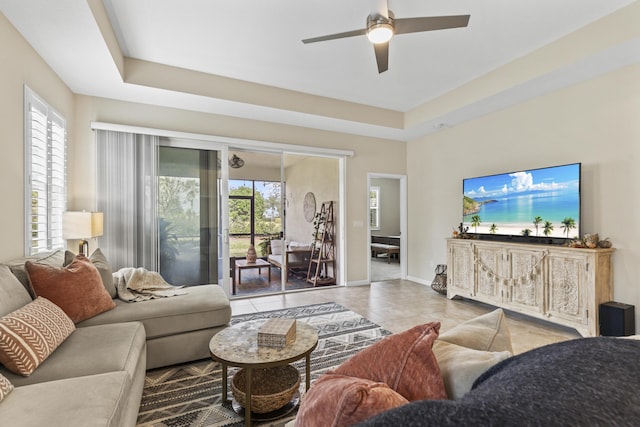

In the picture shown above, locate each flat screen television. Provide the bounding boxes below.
[462,163,581,243]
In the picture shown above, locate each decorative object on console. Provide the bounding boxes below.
[583,233,599,248]
[598,237,613,248]
[62,211,103,255]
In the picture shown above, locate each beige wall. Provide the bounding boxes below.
[72,97,406,285]
[284,156,339,245]
[0,12,75,261]
[407,64,640,330]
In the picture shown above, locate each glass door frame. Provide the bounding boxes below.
[160,138,231,296]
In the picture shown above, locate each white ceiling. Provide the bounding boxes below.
[0,0,636,141]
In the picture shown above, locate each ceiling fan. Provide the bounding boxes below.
[229,154,245,169]
[302,1,470,73]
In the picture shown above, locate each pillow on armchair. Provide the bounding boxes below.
[270,240,283,255]
[432,309,513,399]
[295,322,446,427]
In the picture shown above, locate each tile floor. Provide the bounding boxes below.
[230,279,581,354]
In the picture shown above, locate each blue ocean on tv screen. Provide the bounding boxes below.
[463,164,580,238]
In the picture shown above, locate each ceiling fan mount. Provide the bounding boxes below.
[302,2,469,73]
[365,12,395,44]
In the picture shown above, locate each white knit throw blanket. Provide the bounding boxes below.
[115,267,188,302]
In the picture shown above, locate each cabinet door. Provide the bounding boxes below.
[447,242,474,298]
[506,249,544,314]
[547,253,588,325]
[474,245,502,303]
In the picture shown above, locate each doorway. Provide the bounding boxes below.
[368,174,407,282]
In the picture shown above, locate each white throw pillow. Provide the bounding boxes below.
[432,340,511,399]
[270,240,283,255]
[438,308,513,353]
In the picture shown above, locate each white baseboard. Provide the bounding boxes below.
[345,280,370,287]
[406,275,431,286]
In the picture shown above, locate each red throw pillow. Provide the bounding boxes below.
[26,254,116,323]
[295,374,409,427]
[332,322,447,401]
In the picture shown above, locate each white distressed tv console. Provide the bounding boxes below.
[446,238,615,337]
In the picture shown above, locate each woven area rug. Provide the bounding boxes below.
[136,302,391,427]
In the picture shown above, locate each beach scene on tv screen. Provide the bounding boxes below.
[463,164,580,239]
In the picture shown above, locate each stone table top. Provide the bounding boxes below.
[209,319,318,367]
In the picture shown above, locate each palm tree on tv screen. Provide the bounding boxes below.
[533,216,543,236]
[471,215,481,233]
[489,224,497,234]
[543,221,554,237]
[561,217,576,238]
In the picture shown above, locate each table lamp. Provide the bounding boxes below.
[63,211,104,255]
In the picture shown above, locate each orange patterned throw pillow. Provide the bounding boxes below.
[0,297,75,376]
[0,373,14,401]
[26,254,116,323]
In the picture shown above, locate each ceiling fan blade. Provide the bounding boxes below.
[302,28,367,44]
[394,15,470,35]
[373,42,389,73]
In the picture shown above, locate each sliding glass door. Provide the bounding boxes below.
[157,143,228,289]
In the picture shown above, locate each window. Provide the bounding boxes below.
[369,186,380,230]
[24,87,66,255]
[229,179,282,257]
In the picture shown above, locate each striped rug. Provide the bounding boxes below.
[136,302,391,427]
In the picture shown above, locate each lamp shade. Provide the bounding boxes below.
[63,211,104,239]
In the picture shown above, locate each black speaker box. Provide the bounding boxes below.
[599,302,635,336]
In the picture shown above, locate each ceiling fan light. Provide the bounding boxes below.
[367,23,394,44]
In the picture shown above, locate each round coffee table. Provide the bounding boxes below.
[209,319,318,426]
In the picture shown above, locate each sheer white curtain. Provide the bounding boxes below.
[96,130,159,271]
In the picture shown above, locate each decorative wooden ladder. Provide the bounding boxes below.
[306,201,336,286]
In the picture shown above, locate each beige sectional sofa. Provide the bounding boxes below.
[0,250,231,426]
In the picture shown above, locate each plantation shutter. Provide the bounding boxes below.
[25,87,66,255]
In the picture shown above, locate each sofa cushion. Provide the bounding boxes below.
[432,340,511,399]
[26,254,116,323]
[0,371,130,427]
[1,322,145,387]
[77,285,231,338]
[270,240,283,255]
[0,373,13,402]
[356,337,640,426]
[0,297,75,376]
[0,265,33,317]
[65,248,116,298]
[332,322,447,401]
[438,308,513,353]
[295,374,408,427]
[3,250,64,297]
